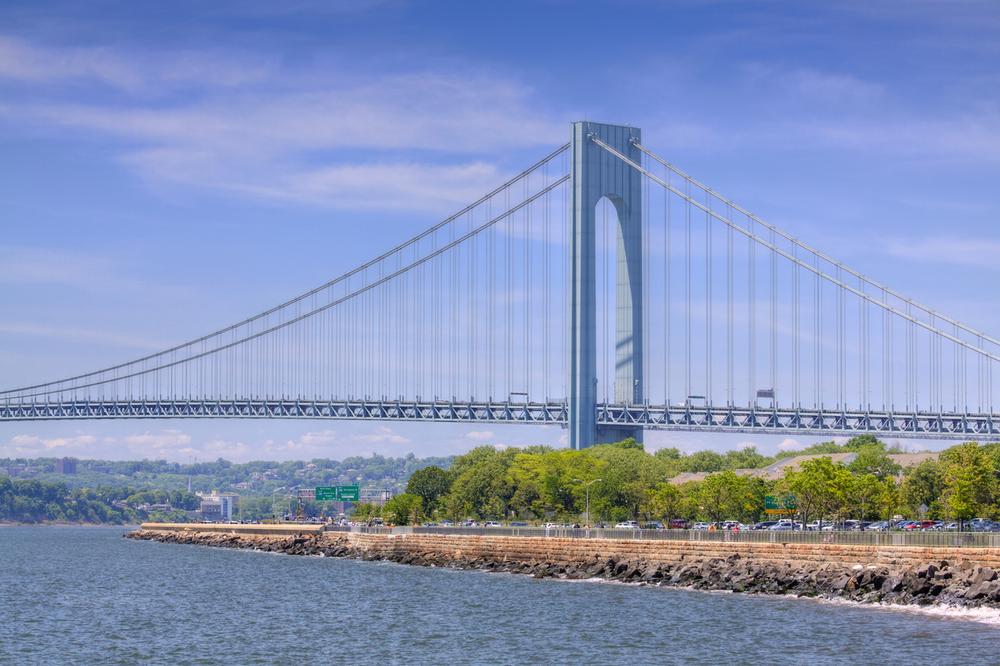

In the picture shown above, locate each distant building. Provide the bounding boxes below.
[197,491,239,522]
[55,457,78,474]
[360,489,394,507]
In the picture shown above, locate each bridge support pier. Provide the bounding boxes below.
[568,121,644,449]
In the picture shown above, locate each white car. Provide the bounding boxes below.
[691,522,711,530]
[483,521,502,527]
[614,521,639,529]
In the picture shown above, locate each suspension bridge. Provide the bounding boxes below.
[3,121,998,448]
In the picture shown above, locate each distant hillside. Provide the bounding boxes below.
[0,453,454,496]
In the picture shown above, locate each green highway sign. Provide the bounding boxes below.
[764,494,797,514]
[315,485,361,501]
[337,485,360,501]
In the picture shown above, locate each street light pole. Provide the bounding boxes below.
[271,487,286,522]
[573,478,602,527]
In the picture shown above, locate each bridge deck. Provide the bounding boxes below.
[3,399,997,440]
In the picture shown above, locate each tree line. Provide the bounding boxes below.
[0,477,200,524]
[361,437,1000,526]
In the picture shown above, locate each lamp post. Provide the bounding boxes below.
[573,478,602,527]
[271,487,286,522]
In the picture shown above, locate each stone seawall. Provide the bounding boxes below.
[126,529,1000,610]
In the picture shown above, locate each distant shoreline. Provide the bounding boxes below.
[0,521,137,528]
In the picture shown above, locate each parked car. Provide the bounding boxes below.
[483,521,502,527]
[752,521,778,530]
[615,521,640,529]
[668,519,690,529]
[641,521,664,530]
[510,521,529,527]
[692,522,711,530]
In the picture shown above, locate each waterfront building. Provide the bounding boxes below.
[197,491,239,522]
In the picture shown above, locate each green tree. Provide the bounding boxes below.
[642,482,682,524]
[940,442,996,525]
[850,474,884,523]
[696,471,747,523]
[847,447,902,479]
[782,457,853,526]
[383,493,423,525]
[680,450,725,473]
[586,444,668,521]
[900,459,945,517]
[442,446,517,520]
[405,466,452,515]
[722,446,772,470]
[351,502,381,521]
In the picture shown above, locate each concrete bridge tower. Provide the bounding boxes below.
[568,121,645,449]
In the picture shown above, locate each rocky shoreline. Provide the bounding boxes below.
[125,529,1000,610]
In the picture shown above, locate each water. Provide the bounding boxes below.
[2,527,1000,665]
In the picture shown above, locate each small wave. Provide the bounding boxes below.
[814,595,1000,626]
[533,571,1000,625]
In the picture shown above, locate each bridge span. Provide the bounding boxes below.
[3,122,999,445]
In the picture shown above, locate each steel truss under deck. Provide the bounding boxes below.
[2,399,997,440]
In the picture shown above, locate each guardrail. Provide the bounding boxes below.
[324,524,1000,548]
[140,522,325,536]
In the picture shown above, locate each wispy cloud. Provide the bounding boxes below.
[0,246,109,286]
[0,35,274,92]
[885,236,1000,269]
[0,34,562,212]
[0,322,168,350]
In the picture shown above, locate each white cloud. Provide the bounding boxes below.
[125,153,511,213]
[0,35,273,91]
[0,34,564,213]
[777,437,803,452]
[885,236,1000,269]
[465,430,494,441]
[351,426,410,444]
[5,433,97,454]
[298,430,338,446]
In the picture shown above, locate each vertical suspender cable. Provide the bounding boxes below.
[686,181,692,402]
[543,168,550,401]
[749,216,756,407]
[706,191,712,405]
[814,257,820,409]
[770,230,777,401]
[727,204,733,406]
[665,171,671,408]
[793,247,799,407]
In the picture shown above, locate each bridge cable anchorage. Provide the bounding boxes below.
[588,135,1000,365]
[0,144,570,398]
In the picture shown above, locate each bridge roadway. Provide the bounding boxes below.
[2,398,997,440]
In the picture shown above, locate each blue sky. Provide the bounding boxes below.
[2,0,999,462]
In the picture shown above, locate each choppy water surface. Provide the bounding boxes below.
[2,527,1000,665]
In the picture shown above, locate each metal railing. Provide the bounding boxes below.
[324,524,1000,549]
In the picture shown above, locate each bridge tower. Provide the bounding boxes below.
[568,121,645,449]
